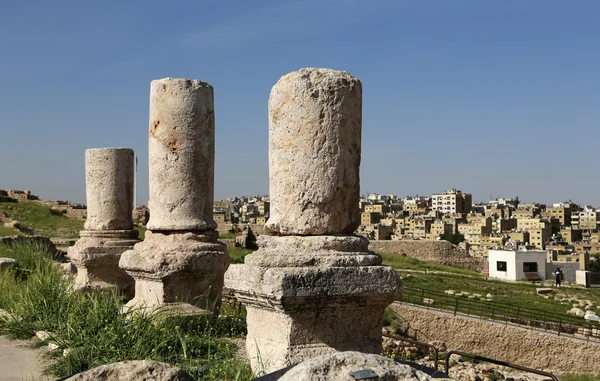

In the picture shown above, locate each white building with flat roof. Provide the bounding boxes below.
[488,249,547,281]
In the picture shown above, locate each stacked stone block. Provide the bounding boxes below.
[225,68,402,373]
[119,78,229,313]
[68,148,139,297]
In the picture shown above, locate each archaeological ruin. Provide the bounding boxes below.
[225,68,403,373]
[68,148,139,297]
[119,78,229,313]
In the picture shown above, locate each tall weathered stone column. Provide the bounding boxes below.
[225,68,402,374]
[68,148,139,298]
[119,78,229,313]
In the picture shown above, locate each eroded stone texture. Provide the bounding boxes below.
[84,148,134,231]
[226,236,401,373]
[64,360,195,381]
[69,148,138,297]
[147,78,216,231]
[265,68,362,235]
[69,230,139,298]
[120,231,229,310]
[120,78,228,313]
[226,68,401,375]
[276,351,432,381]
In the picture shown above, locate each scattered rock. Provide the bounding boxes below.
[63,360,195,381]
[584,311,600,322]
[486,293,493,298]
[60,262,77,274]
[0,258,17,270]
[536,288,554,295]
[445,290,455,295]
[41,343,60,352]
[277,351,432,381]
[423,298,434,305]
[35,331,52,341]
[568,308,585,318]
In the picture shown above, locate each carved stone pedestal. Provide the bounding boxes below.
[225,235,402,374]
[119,230,229,313]
[68,230,139,298]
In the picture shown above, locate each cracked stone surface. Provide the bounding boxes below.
[265,68,362,235]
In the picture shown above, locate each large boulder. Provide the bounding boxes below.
[275,351,432,381]
[63,360,195,381]
[568,307,585,318]
[584,311,600,322]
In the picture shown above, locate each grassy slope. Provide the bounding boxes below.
[0,226,23,237]
[378,251,600,317]
[0,243,253,380]
[0,202,83,238]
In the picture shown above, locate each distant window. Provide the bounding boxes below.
[523,262,538,272]
[497,261,507,272]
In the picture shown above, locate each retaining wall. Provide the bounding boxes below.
[391,303,600,374]
[369,240,483,271]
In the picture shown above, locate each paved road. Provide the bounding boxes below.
[0,336,48,381]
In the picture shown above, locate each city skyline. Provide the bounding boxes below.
[1,1,599,205]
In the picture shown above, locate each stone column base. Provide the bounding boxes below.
[224,235,402,374]
[68,230,139,298]
[119,230,229,314]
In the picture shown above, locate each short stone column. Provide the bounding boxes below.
[119,78,229,313]
[68,148,139,297]
[225,68,402,374]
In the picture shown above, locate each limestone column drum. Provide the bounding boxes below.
[68,148,139,297]
[119,78,229,313]
[225,68,403,374]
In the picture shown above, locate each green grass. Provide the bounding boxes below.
[228,247,254,264]
[0,226,23,237]
[219,232,241,240]
[561,374,600,381]
[134,225,146,240]
[379,252,600,319]
[0,202,83,238]
[0,243,254,380]
[379,252,481,276]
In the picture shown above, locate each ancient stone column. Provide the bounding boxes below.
[225,68,402,374]
[68,148,139,297]
[119,78,229,313]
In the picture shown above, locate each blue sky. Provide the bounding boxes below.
[1,0,599,206]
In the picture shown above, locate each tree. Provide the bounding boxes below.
[442,233,465,245]
[589,254,600,273]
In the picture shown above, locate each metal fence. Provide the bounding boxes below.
[398,286,600,343]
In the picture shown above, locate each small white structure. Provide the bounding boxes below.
[488,249,547,281]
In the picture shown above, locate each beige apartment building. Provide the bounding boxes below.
[361,212,381,225]
[512,205,541,219]
[560,228,583,244]
[496,218,517,233]
[543,206,573,227]
[575,211,600,231]
[516,218,551,248]
[256,200,270,217]
[431,189,472,215]
[407,201,429,215]
[508,231,530,245]
[428,220,453,239]
[364,204,390,215]
[458,223,491,237]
